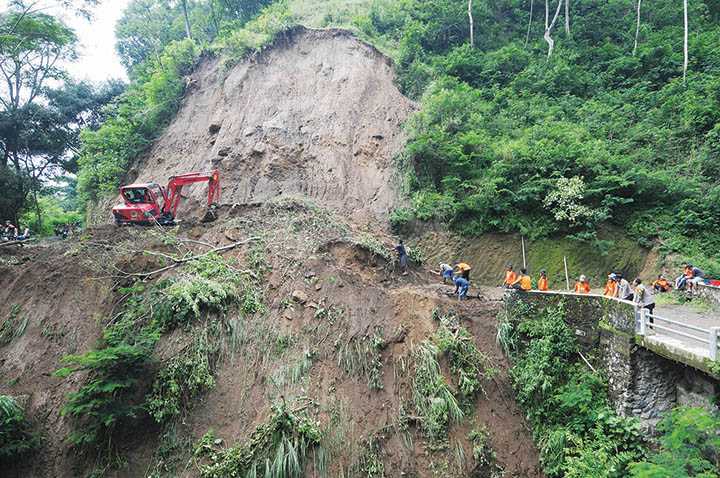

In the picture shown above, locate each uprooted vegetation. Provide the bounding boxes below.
[54,249,264,471]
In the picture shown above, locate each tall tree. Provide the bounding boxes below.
[683,0,689,84]
[564,0,569,35]
[544,0,563,59]
[0,9,78,219]
[180,0,192,39]
[633,0,642,55]
[525,0,534,47]
[467,0,474,47]
[545,0,549,30]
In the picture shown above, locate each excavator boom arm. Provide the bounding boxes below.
[163,170,221,218]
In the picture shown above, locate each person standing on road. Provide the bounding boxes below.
[633,278,655,321]
[604,273,618,297]
[616,273,633,301]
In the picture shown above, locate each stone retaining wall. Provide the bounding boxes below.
[505,290,719,429]
[696,283,720,309]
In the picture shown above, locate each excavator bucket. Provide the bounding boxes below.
[200,204,219,223]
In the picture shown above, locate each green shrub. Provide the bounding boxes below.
[146,329,219,424]
[433,313,495,398]
[505,302,645,477]
[0,305,28,345]
[0,395,39,463]
[629,407,720,478]
[211,1,294,66]
[412,341,463,445]
[56,343,153,451]
[196,402,324,478]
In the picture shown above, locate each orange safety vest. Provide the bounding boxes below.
[537,276,549,291]
[519,275,532,291]
[504,270,517,285]
[603,280,617,297]
[653,279,671,291]
[574,281,591,294]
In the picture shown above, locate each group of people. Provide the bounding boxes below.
[498,264,658,315]
[437,261,473,300]
[675,263,704,292]
[2,220,30,242]
[601,272,656,314]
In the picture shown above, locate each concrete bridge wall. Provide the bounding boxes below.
[505,291,719,429]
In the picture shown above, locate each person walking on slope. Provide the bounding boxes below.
[395,240,408,276]
[604,273,618,297]
[511,268,532,291]
[502,265,517,288]
[616,273,633,301]
[454,275,470,300]
[455,262,472,281]
[537,270,549,291]
[633,278,655,321]
[438,263,454,284]
[574,275,591,294]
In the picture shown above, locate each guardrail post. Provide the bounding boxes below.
[639,308,647,336]
[710,327,719,361]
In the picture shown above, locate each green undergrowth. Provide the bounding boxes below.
[194,402,325,478]
[336,327,386,390]
[0,395,40,465]
[0,304,28,346]
[500,301,646,477]
[55,252,264,473]
[412,311,495,450]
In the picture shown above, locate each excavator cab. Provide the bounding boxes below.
[113,183,168,225]
[112,170,220,226]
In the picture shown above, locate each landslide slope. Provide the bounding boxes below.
[125,27,413,226]
[1,28,543,478]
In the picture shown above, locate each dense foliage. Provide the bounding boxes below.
[56,253,260,464]
[630,407,720,478]
[352,0,720,271]
[0,3,124,229]
[501,301,645,477]
[0,395,40,464]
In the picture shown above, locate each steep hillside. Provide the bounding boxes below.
[126,27,413,225]
[2,29,543,478]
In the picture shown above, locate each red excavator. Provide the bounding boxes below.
[112,170,221,226]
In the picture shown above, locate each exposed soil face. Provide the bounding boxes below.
[124,27,414,226]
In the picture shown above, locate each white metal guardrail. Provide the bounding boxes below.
[638,308,720,361]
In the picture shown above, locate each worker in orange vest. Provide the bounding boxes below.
[502,265,517,288]
[511,268,533,291]
[603,273,618,297]
[574,275,591,294]
[537,270,549,291]
[652,274,672,293]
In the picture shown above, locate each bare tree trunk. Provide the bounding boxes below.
[181,0,192,40]
[564,0,570,35]
[545,0,549,30]
[544,0,563,60]
[683,0,689,84]
[633,0,642,55]
[525,0,534,47]
[468,0,474,47]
